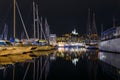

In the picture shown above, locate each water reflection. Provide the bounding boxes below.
[47,48,100,80]
[98,51,120,69]
[58,47,86,52]
[0,48,119,80]
[57,47,87,66]
[72,58,79,66]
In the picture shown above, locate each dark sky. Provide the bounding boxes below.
[0,0,120,38]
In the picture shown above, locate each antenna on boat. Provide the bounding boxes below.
[113,16,115,27]
[101,24,103,33]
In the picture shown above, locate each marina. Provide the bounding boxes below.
[0,0,120,80]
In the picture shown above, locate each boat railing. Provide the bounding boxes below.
[101,27,116,35]
[100,27,120,41]
[101,32,117,41]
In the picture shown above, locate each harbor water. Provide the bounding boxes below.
[0,47,120,80]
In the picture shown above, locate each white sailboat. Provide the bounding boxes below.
[32,2,48,45]
[0,24,8,40]
[31,2,55,50]
[9,0,30,45]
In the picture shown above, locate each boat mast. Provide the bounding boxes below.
[87,8,91,36]
[36,4,39,39]
[33,1,36,39]
[39,17,47,40]
[14,0,16,38]
[45,18,50,44]
[16,2,29,40]
[40,17,43,39]
[3,24,8,40]
[33,2,40,39]
[92,13,97,34]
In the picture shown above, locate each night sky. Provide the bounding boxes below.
[0,0,120,38]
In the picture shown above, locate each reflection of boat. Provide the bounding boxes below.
[57,47,86,52]
[99,27,120,53]
[0,46,33,56]
[0,54,32,65]
[85,44,98,49]
[98,52,120,69]
[31,50,55,57]
[34,45,55,51]
[57,42,85,48]
[0,56,14,65]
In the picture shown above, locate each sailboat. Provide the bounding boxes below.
[0,24,12,46]
[31,2,55,50]
[32,17,55,50]
[85,9,99,49]
[32,2,47,46]
[0,24,8,40]
[8,0,30,46]
[34,17,51,46]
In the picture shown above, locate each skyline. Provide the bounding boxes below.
[0,0,120,38]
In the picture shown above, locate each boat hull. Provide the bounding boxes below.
[99,38,120,53]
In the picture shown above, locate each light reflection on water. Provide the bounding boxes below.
[57,47,87,52]
[98,51,120,69]
[0,47,120,80]
[57,47,87,66]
